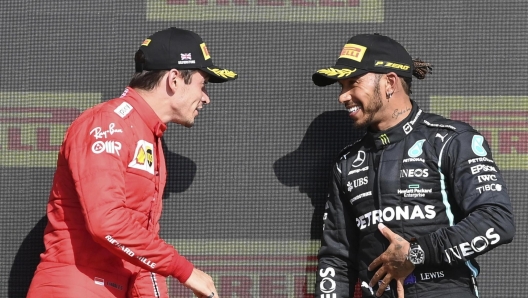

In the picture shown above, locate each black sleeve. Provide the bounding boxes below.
[417,131,515,269]
[315,162,359,297]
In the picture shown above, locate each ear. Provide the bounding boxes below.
[384,72,399,98]
[166,69,182,91]
[169,69,180,84]
[162,69,181,96]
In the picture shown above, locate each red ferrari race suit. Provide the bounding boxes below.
[27,87,193,298]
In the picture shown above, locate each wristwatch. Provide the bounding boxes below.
[407,238,425,265]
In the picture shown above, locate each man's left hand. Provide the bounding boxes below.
[368,223,415,297]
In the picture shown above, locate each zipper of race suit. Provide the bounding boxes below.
[148,136,161,231]
[376,147,398,297]
[376,149,385,211]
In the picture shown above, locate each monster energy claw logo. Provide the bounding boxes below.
[379,134,390,145]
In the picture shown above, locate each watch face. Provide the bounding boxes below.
[409,247,425,264]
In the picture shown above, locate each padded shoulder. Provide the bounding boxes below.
[336,133,367,162]
[421,112,476,135]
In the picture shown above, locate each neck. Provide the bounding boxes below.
[370,96,412,131]
[135,88,170,124]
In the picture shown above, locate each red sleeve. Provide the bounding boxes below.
[65,110,193,282]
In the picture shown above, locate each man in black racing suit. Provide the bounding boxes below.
[311,33,515,298]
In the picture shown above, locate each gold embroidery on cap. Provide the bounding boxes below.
[207,68,237,79]
[317,68,357,78]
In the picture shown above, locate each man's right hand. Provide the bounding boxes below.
[183,268,219,298]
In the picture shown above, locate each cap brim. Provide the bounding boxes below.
[312,66,368,87]
[202,67,238,83]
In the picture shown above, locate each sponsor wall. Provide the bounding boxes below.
[1,1,525,297]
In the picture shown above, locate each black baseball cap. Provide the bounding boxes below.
[312,33,413,87]
[135,27,237,83]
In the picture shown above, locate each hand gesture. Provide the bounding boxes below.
[368,223,414,297]
[183,268,219,298]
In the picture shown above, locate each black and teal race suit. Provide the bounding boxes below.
[316,101,515,298]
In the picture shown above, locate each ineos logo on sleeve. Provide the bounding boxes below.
[320,278,336,293]
[351,150,366,168]
[319,268,336,294]
[320,277,336,294]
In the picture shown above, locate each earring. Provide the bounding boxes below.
[387,92,393,99]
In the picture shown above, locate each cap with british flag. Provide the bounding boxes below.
[135,27,237,83]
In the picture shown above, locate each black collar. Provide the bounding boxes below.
[365,101,423,150]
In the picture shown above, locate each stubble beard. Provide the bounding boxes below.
[353,83,383,130]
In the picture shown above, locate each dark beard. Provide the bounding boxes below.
[353,75,383,129]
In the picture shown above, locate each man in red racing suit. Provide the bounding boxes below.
[27,27,237,298]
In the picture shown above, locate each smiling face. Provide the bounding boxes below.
[338,73,387,130]
[171,70,210,127]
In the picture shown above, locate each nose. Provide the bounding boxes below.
[338,89,351,105]
[202,90,210,105]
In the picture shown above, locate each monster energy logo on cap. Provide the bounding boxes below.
[379,134,390,145]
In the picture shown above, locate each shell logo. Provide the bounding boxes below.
[128,140,155,174]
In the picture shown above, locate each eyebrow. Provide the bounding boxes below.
[340,78,358,85]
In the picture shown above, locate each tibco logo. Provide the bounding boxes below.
[476,183,502,194]
[319,267,336,296]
